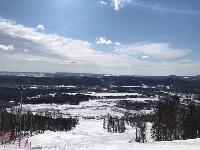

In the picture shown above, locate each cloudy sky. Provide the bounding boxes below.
[0,0,200,75]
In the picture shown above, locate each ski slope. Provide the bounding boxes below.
[2,93,200,150]
[1,118,200,150]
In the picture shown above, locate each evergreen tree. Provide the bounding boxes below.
[135,122,147,143]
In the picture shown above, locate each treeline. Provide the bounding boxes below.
[117,100,157,111]
[0,76,106,87]
[125,114,151,143]
[125,114,154,126]
[0,88,92,105]
[0,109,78,144]
[103,114,149,143]
[151,96,200,141]
[0,87,91,105]
[1,75,200,93]
[24,93,91,105]
[103,115,126,133]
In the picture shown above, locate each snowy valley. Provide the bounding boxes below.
[0,74,200,150]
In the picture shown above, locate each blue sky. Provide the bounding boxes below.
[0,0,200,75]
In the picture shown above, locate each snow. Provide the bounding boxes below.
[68,92,140,97]
[21,100,125,117]
[30,94,42,99]
[9,101,14,104]
[2,91,199,150]
[29,119,135,150]
[86,92,139,97]
[1,118,200,150]
[121,86,141,88]
[55,85,76,88]
[65,92,143,97]
[49,93,56,97]
[30,86,38,89]
[21,96,157,118]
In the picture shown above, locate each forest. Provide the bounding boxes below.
[152,96,200,141]
[0,108,79,144]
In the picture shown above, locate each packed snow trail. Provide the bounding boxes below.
[1,119,200,150]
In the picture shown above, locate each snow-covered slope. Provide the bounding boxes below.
[2,92,200,150]
[1,118,200,150]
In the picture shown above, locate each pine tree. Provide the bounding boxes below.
[151,96,181,141]
[135,122,146,143]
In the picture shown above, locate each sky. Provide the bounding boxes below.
[0,0,200,75]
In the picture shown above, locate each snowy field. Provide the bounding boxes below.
[21,96,156,118]
[2,93,199,150]
[17,92,158,118]
[1,118,200,150]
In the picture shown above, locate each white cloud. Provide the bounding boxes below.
[0,18,199,75]
[0,18,129,68]
[68,61,76,64]
[0,44,14,51]
[108,0,200,15]
[26,58,37,61]
[111,0,121,11]
[24,49,29,52]
[141,55,149,59]
[115,42,121,46]
[110,0,132,11]
[113,0,200,15]
[96,37,112,45]
[98,1,108,5]
[36,24,45,31]
[114,42,189,59]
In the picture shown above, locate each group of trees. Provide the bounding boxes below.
[125,114,154,126]
[103,114,150,143]
[0,87,91,105]
[24,93,91,105]
[125,114,149,143]
[135,122,147,143]
[151,96,200,141]
[0,108,78,144]
[117,100,157,111]
[103,115,126,133]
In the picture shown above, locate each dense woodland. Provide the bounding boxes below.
[24,93,91,105]
[0,87,91,105]
[0,75,200,107]
[117,100,157,111]
[151,96,200,141]
[124,96,200,142]
[0,108,78,144]
[122,96,200,143]
[0,75,200,92]
[125,114,154,126]
[103,115,126,133]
